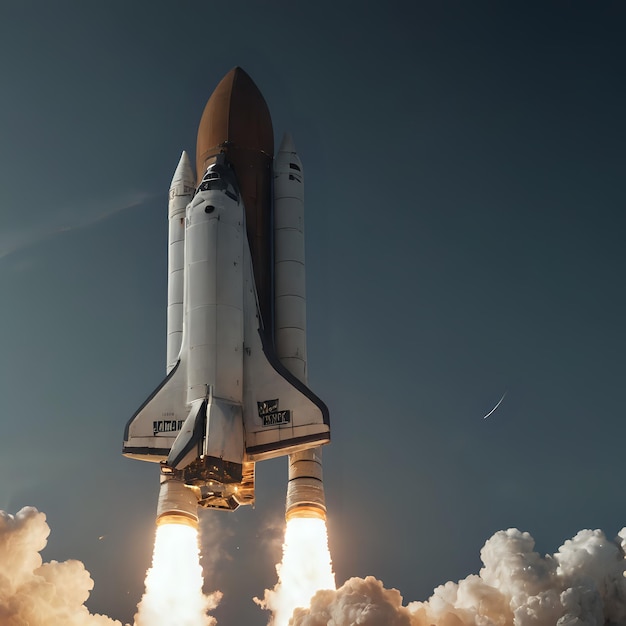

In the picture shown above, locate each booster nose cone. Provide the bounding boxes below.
[156,476,199,528]
[169,150,195,220]
[171,150,195,186]
[277,131,296,155]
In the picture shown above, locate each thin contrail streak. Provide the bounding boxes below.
[483,392,507,420]
[0,191,155,261]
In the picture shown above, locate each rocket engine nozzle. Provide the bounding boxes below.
[156,475,199,528]
[285,448,327,521]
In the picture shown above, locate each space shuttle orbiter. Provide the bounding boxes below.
[123,68,329,525]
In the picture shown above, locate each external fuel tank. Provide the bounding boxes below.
[195,68,275,336]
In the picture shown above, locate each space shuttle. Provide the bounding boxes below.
[123,68,330,525]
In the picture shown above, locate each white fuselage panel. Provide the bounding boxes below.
[185,190,244,406]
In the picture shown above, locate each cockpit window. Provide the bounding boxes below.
[198,171,221,191]
[289,163,301,171]
[197,165,239,201]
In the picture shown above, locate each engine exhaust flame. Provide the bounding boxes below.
[134,522,220,626]
[257,517,335,626]
[6,505,626,625]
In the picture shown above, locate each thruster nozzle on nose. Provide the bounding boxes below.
[156,475,199,528]
[285,448,327,521]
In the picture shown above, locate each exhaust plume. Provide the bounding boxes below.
[8,504,626,626]
[134,521,221,626]
[0,506,124,625]
[257,517,336,625]
[289,526,626,626]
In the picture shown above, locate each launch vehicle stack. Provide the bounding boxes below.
[123,68,329,525]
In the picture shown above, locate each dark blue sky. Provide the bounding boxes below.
[1,2,625,624]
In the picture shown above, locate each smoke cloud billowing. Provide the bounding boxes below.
[0,507,124,625]
[290,527,626,626]
[5,505,626,626]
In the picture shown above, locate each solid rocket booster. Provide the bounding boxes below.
[273,132,307,381]
[123,68,330,515]
[286,449,326,520]
[156,476,199,528]
[157,156,199,527]
[273,133,327,521]
[167,151,195,373]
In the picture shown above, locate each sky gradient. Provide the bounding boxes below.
[1,2,625,623]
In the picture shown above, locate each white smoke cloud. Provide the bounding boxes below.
[0,507,125,626]
[290,527,626,626]
[290,576,413,626]
[7,504,626,626]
